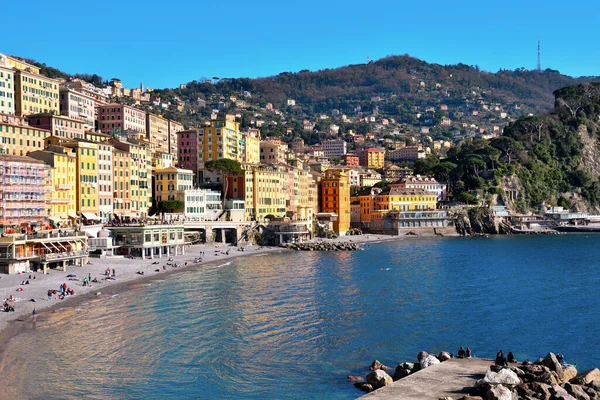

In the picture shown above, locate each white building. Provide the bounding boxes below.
[0,64,15,115]
[59,86,96,130]
[184,189,223,221]
[323,139,347,158]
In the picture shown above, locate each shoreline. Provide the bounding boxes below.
[0,234,409,360]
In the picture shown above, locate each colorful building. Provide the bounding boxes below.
[0,116,50,156]
[0,64,15,115]
[29,146,77,227]
[96,141,114,222]
[109,138,152,218]
[197,115,243,168]
[154,167,194,209]
[27,113,86,139]
[319,169,350,235]
[98,104,146,135]
[341,153,360,167]
[146,113,169,154]
[14,69,60,116]
[243,129,260,164]
[168,120,184,156]
[177,129,199,173]
[372,187,437,214]
[360,147,386,169]
[390,175,447,201]
[260,140,288,165]
[59,86,96,129]
[0,154,50,230]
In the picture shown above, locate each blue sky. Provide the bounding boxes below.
[3,0,600,89]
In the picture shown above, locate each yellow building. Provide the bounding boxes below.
[352,187,383,223]
[361,147,385,169]
[372,187,437,215]
[28,146,77,226]
[73,140,100,218]
[320,169,350,235]
[0,116,50,156]
[198,115,243,168]
[14,70,60,116]
[154,167,194,209]
[2,55,40,74]
[109,138,152,218]
[243,129,261,164]
[146,113,170,154]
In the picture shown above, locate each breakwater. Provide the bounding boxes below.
[281,241,363,251]
[353,351,600,399]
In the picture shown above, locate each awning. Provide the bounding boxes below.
[82,212,99,220]
[68,211,78,219]
[49,216,65,223]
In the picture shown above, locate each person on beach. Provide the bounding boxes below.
[32,308,37,317]
[507,351,516,363]
[457,347,466,358]
[495,350,508,367]
[466,347,472,358]
[47,290,52,301]
[112,268,116,277]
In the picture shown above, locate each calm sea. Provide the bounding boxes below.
[1,235,600,399]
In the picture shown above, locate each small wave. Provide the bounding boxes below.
[111,294,119,298]
[215,262,232,268]
[253,254,268,257]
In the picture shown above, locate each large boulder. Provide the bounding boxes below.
[369,359,389,371]
[542,353,564,381]
[486,384,516,400]
[526,382,552,399]
[563,365,579,383]
[549,384,576,399]
[418,351,429,362]
[479,369,521,386]
[366,370,393,390]
[564,382,591,400]
[420,354,441,369]
[438,351,453,362]
[574,369,600,385]
[537,371,560,385]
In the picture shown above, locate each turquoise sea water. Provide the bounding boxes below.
[1,235,600,399]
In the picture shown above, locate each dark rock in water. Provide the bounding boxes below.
[369,359,389,371]
[353,382,373,392]
[347,375,363,382]
[366,370,393,389]
[395,362,415,372]
[564,382,591,400]
[393,368,411,381]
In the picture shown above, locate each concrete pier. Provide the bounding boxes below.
[360,358,493,400]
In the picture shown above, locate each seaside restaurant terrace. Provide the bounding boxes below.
[107,224,186,259]
[0,229,88,274]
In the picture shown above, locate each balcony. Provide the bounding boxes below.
[56,184,72,190]
[40,250,89,261]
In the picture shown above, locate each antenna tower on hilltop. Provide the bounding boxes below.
[537,38,542,72]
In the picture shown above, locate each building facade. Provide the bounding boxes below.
[146,113,170,154]
[59,87,96,129]
[0,65,15,115]
[27,113,86,139]
[98,104,146,135]
[14,70,60,116]
[320,169,350,236]
[323,139,347,158]
[154,167,194,207]
[0,117,50,156]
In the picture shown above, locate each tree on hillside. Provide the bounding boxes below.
[490,137,523,164]
[205,158,242,210]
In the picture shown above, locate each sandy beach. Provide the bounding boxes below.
[0,234,403,336]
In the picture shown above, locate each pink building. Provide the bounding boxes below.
[27,113,86,139]
[177,129,199,174]
[98,104,146,135]
[341,153,360,167]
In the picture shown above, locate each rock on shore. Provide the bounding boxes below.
[281,242,362,251]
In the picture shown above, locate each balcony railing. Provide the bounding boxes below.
[40,250,88,261]
[56,184,72,190]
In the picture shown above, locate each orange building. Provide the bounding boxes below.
[320,169,350,236]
